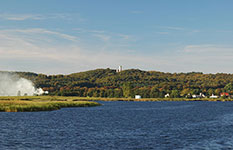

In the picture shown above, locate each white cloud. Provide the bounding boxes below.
[0,13,86,22]
[158,26,200,36]
[0,14,43,21]
[166,44,233,73]
[0,28,80,60]
[92,34,111,42]
[161,26,185,31]
[88,30,105,33]
[0,28,143,74]
[1,28,78,42]
[184,44,233,53]
[156,32,169,35]
[73,28,133,43]
[73,28,105,34]
[2,27,233,74]
[118,34,131,40]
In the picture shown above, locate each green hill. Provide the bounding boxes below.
[5,69,233,98]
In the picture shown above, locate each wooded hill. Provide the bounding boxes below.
[11,68,233,98]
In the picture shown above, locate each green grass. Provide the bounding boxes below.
[0,95,231,102]
[0,95,230,112]
[0,99,101,112]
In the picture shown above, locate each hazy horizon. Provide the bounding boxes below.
[1,0,233,74]
[1,67,232,76]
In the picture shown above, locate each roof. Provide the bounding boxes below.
[220,92,230,96]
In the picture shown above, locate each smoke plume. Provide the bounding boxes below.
[0,72,45,96]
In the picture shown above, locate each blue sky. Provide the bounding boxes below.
[1,0,233,74]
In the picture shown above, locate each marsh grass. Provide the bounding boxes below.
[0,95,229,112]
[0,100,101,112]
[0,96,231,102]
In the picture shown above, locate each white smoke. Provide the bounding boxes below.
[0,72,46,96]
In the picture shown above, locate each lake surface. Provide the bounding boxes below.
[1,101,233,150]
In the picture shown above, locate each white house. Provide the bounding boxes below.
[192,93,205,98]
[135,95,141,99]
[200,93,206,98]
[210,94,218,98]
[192,95,201,98]
[165,93,170,98]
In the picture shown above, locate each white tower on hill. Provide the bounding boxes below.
[116,66,123,73]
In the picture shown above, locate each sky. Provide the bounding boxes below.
[1,0,233,74]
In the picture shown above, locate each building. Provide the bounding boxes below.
[200,93,206,98]
[192,95,201,98]
[165,93,170,98]
[135,95,141,99]
[192,93,205,98]
[210,94,218,98]
[220,92,230,97]
[116,66,123,73]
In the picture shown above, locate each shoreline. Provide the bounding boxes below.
[0,96,230,102]
[0,97,101,112]
[0,96,230,112]
[87,98,230,102]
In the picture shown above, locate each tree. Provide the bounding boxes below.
[207,89,214,96]
[150,86,159,98]
[122,82,133,98]
[224,83,233,93]
[215,88,222,95]
[191,89,200,95]
[170,90,180,98]
[114,88,123,97]
[13,68,233,98]
[180,88,191,97]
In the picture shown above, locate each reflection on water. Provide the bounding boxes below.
[0,101,233,149]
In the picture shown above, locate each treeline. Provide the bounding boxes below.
[12,68,233,98]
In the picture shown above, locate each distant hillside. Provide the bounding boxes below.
[3,69,233,98]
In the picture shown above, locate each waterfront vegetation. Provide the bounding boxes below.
[0,95,232,112]
[0,96,101,112]
[9,69,233,98]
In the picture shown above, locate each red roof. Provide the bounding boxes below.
[220,92,230,96]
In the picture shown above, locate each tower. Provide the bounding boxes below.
[116,66,123,73]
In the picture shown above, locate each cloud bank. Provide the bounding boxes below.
[0,26,232,74]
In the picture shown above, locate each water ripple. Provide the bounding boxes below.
[0,101,232,149]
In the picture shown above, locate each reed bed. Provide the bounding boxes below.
[0,95,230,112]
[0,100,101,112]
[0,96,231,102]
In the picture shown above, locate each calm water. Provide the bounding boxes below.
[1,101,233,149]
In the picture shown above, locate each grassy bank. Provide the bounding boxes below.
[82,97,232,102]
[0,96,230,112]
[0,96,231,102]
[0,99,101,112]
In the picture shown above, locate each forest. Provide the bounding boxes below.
[9,68,233,98]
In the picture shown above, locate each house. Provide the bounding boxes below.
[164,93,170,98]
[135,95,141,99]
[186,93,192,98]
[192,93,205,98]
[192,95,201,98]
[220,92,230,97]
[210,94,218,98]
[200,93,206,98]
